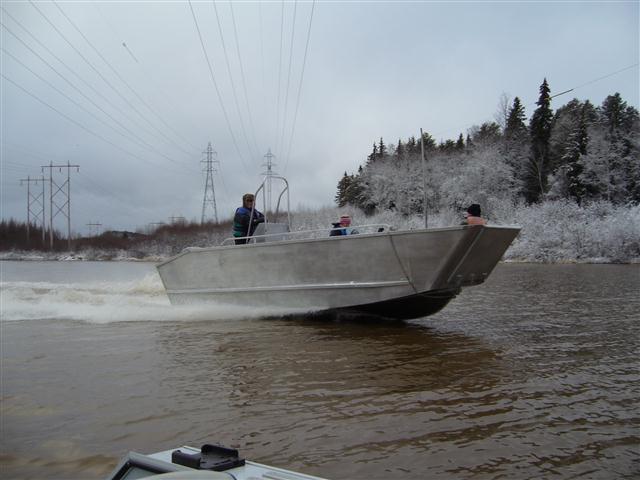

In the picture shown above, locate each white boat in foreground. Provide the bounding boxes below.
[157,177,520,320]
[107,443,327,480]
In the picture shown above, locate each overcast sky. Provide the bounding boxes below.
[1,0,638,234]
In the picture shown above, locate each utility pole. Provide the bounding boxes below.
[262,148,277,212]
[19,175,46,245]
[86,222,102,237]
[201,142,219,224]
[42,162,79,251]
[420,128,428,228]
[148,222,165,233]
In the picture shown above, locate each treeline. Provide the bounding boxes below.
[0,218,232,253]
[335,81,639,215]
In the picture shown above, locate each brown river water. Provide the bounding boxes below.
[1,261,638,479]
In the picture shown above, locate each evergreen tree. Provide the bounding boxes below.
[345,173,365,207]
[420,131,436,150]
[550,99,585,173]
[439,139,457,153]
[562,108,589,204]
[527,78,553,202]
[600,93,627,133]
[378,137,387,159]
[396,139,404,158]
[471,122,501,146]
[366,143,378,165]
[595,95,640,203]
[503,97,529,196]
[406,136,418,155]
[335,172,351,207]
[455,133,465,150]
[505,97,527,141]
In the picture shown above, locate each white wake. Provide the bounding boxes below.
[0,273,286,323]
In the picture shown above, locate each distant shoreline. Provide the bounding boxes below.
[1,251,637,265]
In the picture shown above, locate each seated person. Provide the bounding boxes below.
[330,215,357,236]
[233,193,265,244]
[463,203,487,226]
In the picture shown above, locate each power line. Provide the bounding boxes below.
[258,1,266,135]
[229,1,261,157]
[278,0,298,158]
[284,0,316,173]
[27,1,191,158]
[94,3,205,153]
[0,47,198,174]
[187,0,251,175]
[0,10,195,168]
[1,73,194,177]
[51,1,199,157]
[211,0,258,163]
[275,0,285,151]
[551,62,640,99]
[430,63,640,141]
[52,1,200,157]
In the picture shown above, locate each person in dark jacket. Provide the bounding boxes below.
[233,193,265,244]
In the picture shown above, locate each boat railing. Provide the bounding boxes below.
[220,223,392,246]
[251,175,291,228]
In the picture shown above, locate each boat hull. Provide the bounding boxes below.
[156,225,520,320]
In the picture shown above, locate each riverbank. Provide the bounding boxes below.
[2,201,638,264]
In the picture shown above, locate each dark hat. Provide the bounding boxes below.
[467,204,481,216]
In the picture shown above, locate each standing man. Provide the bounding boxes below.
[233,193,265,244]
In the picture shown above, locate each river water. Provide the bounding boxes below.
[1,261,638,479]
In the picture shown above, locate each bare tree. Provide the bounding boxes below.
[494,92,511,132]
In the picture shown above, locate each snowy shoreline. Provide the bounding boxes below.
[1,250,637,265]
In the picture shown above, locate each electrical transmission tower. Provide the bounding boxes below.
[262,148,277,212]
[19,175,46,245]
[86,222,102,237]
[201,142,219,224]
[41,162,79,251]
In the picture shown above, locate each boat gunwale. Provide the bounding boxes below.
[156,224,521,268]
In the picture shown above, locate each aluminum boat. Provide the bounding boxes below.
[156,177,520,320]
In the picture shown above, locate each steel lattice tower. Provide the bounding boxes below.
[41,162,79,251]
[262,148,277,212]
[201,142,219,224]
[19,175,46,245]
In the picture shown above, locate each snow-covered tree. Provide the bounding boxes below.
[527,78,553,203]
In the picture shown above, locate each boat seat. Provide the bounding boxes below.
[252,223,290,243]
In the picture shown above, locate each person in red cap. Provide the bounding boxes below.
[464,204,487,225]
[330,214,353,236]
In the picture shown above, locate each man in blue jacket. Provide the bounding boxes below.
[233,193,265,245]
